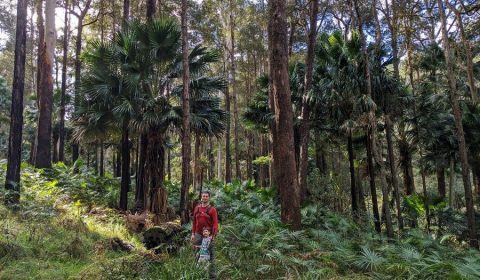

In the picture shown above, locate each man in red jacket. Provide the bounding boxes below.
[191,191,218,279]
[191,191,219,240]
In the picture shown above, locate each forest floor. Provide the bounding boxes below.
[1,163,480,280]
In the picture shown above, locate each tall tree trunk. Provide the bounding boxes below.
[179,0,191,224]
[449,158,455,208]
[353,0,382,234]
[135,134,147,210]
[119,118,130,211]
[146,130,167,224]
[59,0,68,162]
[229,2,241,180]
[268,0,301,229]
[298,0,318,203]
[34,0,55,169]
[32,0,45,165]
[437,167,446,199]
[399,142,415,195]
[224,60,232,183]
[146,0,156,20]
[94,143,98,175]
[366,129,381,233]
[4,0,28,207]
[448,3,476,103]
[208,137,215,180]
[386,117,403,230]
[100,141,104,176]
[217,140,222,179]
[347,132,358,219]
[372,0,393,238]
[438,0,478,248]
[52,130,58,163]
[193,135,201,191]
[72,23,84,162]
[246,132,253,179]
[385,0,403,230]
[123,0,130,24]
[419,149,430,231]
[116,146,121,177]
[71,0,94,163]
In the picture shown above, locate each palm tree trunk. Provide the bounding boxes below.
[146,130,167,224]
[449,158,455,208]
[135,133,147,210]
[4,0,28,207]
[438,0,477,248]
[298,0,318,203]
[100,141,104,176]
[269,0,301,229]
[119,118,130,211]
[116,146,121,177]
[437,167,446,199]
[366,129,381,233]
[353,0,382,234]
[246,132,253,179]
[94,143,98,175]
[473,164,480,199]
[399,142,415,195]
[179,0,191,224]
[347,132,358,219]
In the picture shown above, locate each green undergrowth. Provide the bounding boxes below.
[1,163,480,279]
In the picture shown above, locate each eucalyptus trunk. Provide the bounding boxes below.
[229,2,241,180]
[438,0,477,248]
[224,61,232,183]
[4,0,28,206]
[34,0,55,169]
[268,0,301,229]
[58,0,68,162]
[298,0,318,203]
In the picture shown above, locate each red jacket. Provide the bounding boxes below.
[192,204,219,236]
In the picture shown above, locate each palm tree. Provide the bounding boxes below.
[76,18,226,220]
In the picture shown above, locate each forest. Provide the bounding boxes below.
[1,0,480,278]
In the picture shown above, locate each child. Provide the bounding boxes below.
[195,227,213,266]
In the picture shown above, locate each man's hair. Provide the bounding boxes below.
[201,190,211,197]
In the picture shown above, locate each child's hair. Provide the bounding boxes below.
[202,227,211,234]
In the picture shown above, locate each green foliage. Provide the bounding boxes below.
[252,155,271,165]
[1,164,480,279]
